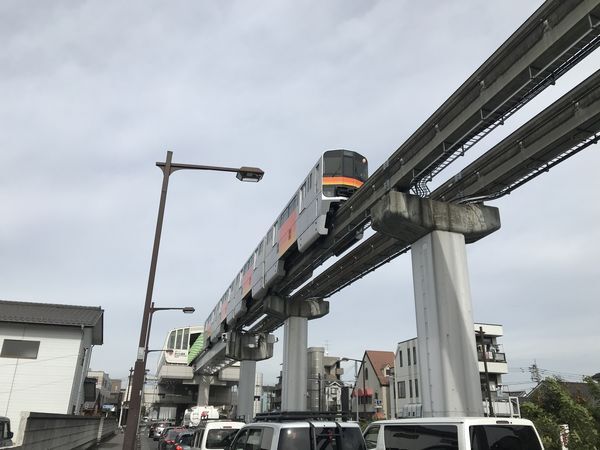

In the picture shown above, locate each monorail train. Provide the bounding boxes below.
[159,325,204,365]
[203,149,368,348]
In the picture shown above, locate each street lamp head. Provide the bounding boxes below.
[182,307,195,314]
[236,167,264,182]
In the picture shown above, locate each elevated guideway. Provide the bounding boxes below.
[288,67,600,304]
[192,0,600,373]
[274,0,600,299]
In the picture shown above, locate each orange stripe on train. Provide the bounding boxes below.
[322,176,364,188]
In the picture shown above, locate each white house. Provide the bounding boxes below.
[0,299,103,437]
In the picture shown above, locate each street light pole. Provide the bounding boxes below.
[122,151,264,450]
[341,357,367,422]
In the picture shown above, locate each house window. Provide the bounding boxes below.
[415,379,419,398]
[1,339,40,359]
[413,346,417,366]
[398,381,406,398]
[409,380,413,398]
[407,348,411,366]
[364,367,369,380]
[399,350,403,367]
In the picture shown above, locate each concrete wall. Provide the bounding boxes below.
[0,323,91,438]
[9,412,117,449]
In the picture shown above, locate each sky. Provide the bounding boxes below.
[1,1,599,392]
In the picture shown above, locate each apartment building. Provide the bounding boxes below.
[392,323,517,418]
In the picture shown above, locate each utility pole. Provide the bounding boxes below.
[529,361,541,383]
[478,327,494,417]
[119,367,134,428]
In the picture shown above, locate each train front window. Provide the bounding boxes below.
[323,150,368,197]
[323,150,368,180]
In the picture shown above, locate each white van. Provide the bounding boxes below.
[189,420,244,450]
[363,417,544,450]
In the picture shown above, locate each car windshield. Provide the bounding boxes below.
[278,426,366,450]
[177,433,193,445]
[384,424,458,450]
[469,425,542,450]
[206,428,239,448]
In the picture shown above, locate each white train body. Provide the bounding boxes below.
[203,150,368,348]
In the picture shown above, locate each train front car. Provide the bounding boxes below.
[296,149,368,253]
[321,149,368,199]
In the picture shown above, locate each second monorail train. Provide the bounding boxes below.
[203,149,368,347]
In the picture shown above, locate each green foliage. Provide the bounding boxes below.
[522,377,599,450]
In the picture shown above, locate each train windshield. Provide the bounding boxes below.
[322,150,368,198]
[323,150,368,181]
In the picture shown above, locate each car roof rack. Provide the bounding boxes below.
[254,411,353,422]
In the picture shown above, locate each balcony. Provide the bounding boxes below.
[478,351,506,363]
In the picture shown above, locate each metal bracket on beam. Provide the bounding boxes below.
[224,330,276,361]
[263,295,329,321]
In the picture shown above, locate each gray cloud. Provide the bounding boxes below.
[1,0,598,389]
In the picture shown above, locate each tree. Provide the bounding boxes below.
[521,377,599,450]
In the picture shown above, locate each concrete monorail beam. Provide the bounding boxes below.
[372,191,500,243]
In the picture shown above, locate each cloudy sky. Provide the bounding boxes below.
[2,1,599,391]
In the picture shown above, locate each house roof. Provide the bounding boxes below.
[0,299,104,345]
[526,379,597,405]
[365,350,395,386]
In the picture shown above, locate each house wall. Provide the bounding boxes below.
[0,323,87,437]
[394,339,421,417]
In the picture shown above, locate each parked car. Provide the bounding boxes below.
[159,427,186,450]
[169,429,195,450]
[362,417,544,450]
[226,412,365,450]
[153,421,174,440]
[189,420,244,450]
[0,417,13,447]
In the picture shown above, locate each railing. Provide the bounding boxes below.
[478,351,506,363]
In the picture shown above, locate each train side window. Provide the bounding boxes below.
[175,328,183,350]
[291,194,297,209]
[168,331,176,350]
[182,328,189,350]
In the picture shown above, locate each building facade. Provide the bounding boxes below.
[0,300,103,437]
[392,323,516,418]
[350,350,395,420]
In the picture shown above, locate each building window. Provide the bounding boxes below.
[365,367,369,380]
[415,379,419,398]
[1,339,40,359]
[407,348,411,366]
[409,380,413,398]
[413,347,417,366]
[398,381,406,398]
[399,350,403,367]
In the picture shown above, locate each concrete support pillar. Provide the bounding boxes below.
[196,375,212,406]
[281,316,308,411]
[412,230,484,417]
[371,191,501,418]
[237,360,257,422]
